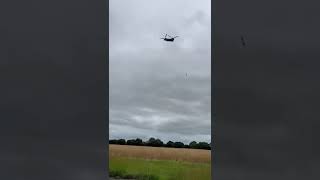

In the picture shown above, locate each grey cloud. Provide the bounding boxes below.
[110,0,211,143]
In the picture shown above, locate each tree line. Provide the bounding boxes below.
[109,137,211,150]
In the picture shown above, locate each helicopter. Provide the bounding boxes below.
[161,34,179,42]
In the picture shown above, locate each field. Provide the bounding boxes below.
[109,145,211,180]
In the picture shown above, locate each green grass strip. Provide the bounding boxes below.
[109,157,211,180]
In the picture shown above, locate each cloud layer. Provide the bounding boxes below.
[109,0,211,144]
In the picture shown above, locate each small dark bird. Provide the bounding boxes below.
[241,36,246,47]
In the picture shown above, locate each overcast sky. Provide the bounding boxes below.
[109,0,211,144]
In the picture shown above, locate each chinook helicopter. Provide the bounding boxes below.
[161,34,179,42]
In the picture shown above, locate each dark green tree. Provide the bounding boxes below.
[118,139,126,145]
[173,142,184,148]
[189,141,198,149]
[183,144,190,148]
[197,142,211,150]
[166,141,174,147]
[147,137,156,146]
[135,138,143,146]
[154,139,164,147]
[126,139,136,145]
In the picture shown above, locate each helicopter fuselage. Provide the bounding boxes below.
[163,38,174,42]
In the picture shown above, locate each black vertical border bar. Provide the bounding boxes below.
[211,0,216,179]
[106,0,110,177]
[0,0,109,179]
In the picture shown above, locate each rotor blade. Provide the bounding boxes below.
[173,36,179,38]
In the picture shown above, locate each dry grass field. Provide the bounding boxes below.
[109,144,211,163]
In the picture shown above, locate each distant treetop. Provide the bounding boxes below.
[109,137,211,150]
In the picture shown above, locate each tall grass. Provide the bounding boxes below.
[109,145,211,180]
[109,145,211,163]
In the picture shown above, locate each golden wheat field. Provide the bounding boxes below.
[109,144,211,163]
